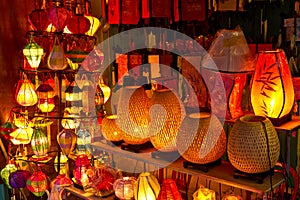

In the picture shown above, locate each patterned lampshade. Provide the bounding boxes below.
[134,172,160,200]
[26,171,48,197]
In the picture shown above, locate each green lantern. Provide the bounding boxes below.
[23,40,44,69]
[1,162,17,189]
[31,128,49,158]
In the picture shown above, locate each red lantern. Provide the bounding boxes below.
[26,171,48,197]
[67,15,91,34]
[158,179,182,200]
[72,154,93,186]
[28,9,50,31]
[47,6,70,32]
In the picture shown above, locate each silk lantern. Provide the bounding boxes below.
[193,187,216,200]
[76,128,92,156]
[134,172,161,200]
[65,81,83,114]
[36,80,55,112]
[54,154,68,175]
[113,176,137,200]
[66,3,91,34]
[158,179,182,200]
[84,0,101,36]
[47,6,70,32]
[251,49,295,126]
[10,127,33,145]
[72,154,94,187]
[61,112,80,130]
[23,40,44,69]
[47,36,68,70]
[9,170,31,189]
[31,128,49,158]
[0,162,17,189]
[28,8,50,31]
[57,129,77,155]
[26,171,48,197]
[15,74,38,106]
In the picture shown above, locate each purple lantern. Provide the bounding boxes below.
[9,170,31,188]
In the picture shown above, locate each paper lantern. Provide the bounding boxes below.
[0,163,17,189]
[23,40,44,69]
[158,179,182,200]
[0,121,16,140]
[84,1,101,36]
[57,129,77,155]
[10,127,33,145]
[134,172,161,200]
[65,81,83,114]
[31,128,49,158]
[51,174,73,188]
[150,89,186,152]
[228,115,280,173]
[176,112,226,164]
[9,170,31,189]
[47,36,68,70]
[26,171,48,197]
[15,75,38,106]
[251,49,295,126]
[113,176,137,200]
[193,187,216,200]
[76,128,92,156]
[117,86,151,145]
[101,115,124,142]
[36,80,55,112]
[98,79,111,104]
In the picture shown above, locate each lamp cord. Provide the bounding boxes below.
[260,121,273,198]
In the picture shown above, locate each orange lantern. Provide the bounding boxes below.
[84,1,101,36]
[113,176,137,200]
[251,49,295,126]
[36,80,55,113]
[15,74,38,107]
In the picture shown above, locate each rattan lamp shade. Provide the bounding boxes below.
[176,112,226,164]
[150,89,186,152]
[227,115,280,173]
[101,115,124,142]
[117,86,150,145]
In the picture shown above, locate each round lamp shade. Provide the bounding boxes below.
[176,112,226,164]
[113,176,137,200]
[134,172,160,200]
[227,115,280,173]
[26,171,48,197]
[150,89,186,152]
[9,170,31,189]
[31,128,49,157]
[101,115,124,142]
[67,15,91,34]
[57,129,77,156]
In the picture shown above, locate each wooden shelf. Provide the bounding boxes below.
[64,185,115,200]
[91,140,285,196]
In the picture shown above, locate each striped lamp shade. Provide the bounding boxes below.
[57,129,77,156]
[26,171,48,197]
[31,128,49,157]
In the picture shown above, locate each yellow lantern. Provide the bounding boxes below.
[84,1,101,36]
[98,78,111,104]
[134,172,160,200]
[193,187,216,200]
[15,74,38,107]
[61,111,80,130]
[10,127,33,145]
[23,40,44,69]
[36,80,55,113]
[251,49,295,126]
[54,154,68,175]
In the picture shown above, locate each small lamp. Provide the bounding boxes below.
[84,0,101,36]
[10,127,33,145]
[158,179,182,200]
[193,187,216,200]
[76,127,92,156]
[23,39,44,69]
[26,171,48,197]
[47,36,68,70]
[134,172,161,200]
[54,154,69,175]
[57,129,77,156]
[113,176,137,200]
[61,111,80,130]
[251,49,295,126]
[36,80,55,113]
[31,128,49,158]
[101,115,124,142]
[15,74,38,107]
[72,154,94,188]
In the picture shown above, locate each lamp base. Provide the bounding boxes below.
[183,159,222,173]
[151,150,181,162]
[233,169,274,184]
[120,141,153,153]
[269,113,292,126]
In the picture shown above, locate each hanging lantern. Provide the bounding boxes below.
[47,36,68,70]
[98,78,111,104]
[26,171,48,197]
[0,162,17,189]
[251,49,295,126]
[15,74,38,106]
[10,127,34,145]
[193,187,216,200]
[61,112,80,129]
[0,121,17,140]
[66,3,91,34]
[36,80,55,113]
[31,128,49,158]
[72,154,94,187]
[28,8,50,31]
[65,81,83,114]
[54,154,68,175]
[76,127,92,156]
[102,115,124,143]
[117,86,151,145]
[81,75,96,114]
[134,172,161,200]
[47,6,70,32]
[150,89,186,152]
[57,129,77,155]
[23,40,44,69]
[9,170,31,189]
[84,1,101,36]
[113,176,137,200]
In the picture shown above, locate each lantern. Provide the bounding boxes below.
[9,170,31,189]
[47,6,70,32]
[54,154,68,175]
[134,172,161,200]
[72,154,94,188]
[61,112,80,129]
[251,49,295,126]
[36,80,55,112]
[98,78,111,104]
[26,171,48,197]
[57,129,77,155]
[0,162,17,189]
[66,3,91,34]
[65,81,83,114]
[117,86,151,145]
[23,40,44,69]
[113,176,137,200]
[76,127,92,156]
[31,128,49,158]
[193,187,216,200]
[158,179,182,200]
[84,1,101,36]
[10,127,33,145]
[51,174,73,188]
[149,89,186,152]
[101,115,124,142]
[0,121,16,140]
[28,8,51,31]
[15,74,38,106]
[47,36,68,70]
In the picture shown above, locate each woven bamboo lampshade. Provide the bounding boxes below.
[117,86,150,145]
[101,115,124,142]
[176,112,226,164]
[227,115,280,173]
[150,89,186,152]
